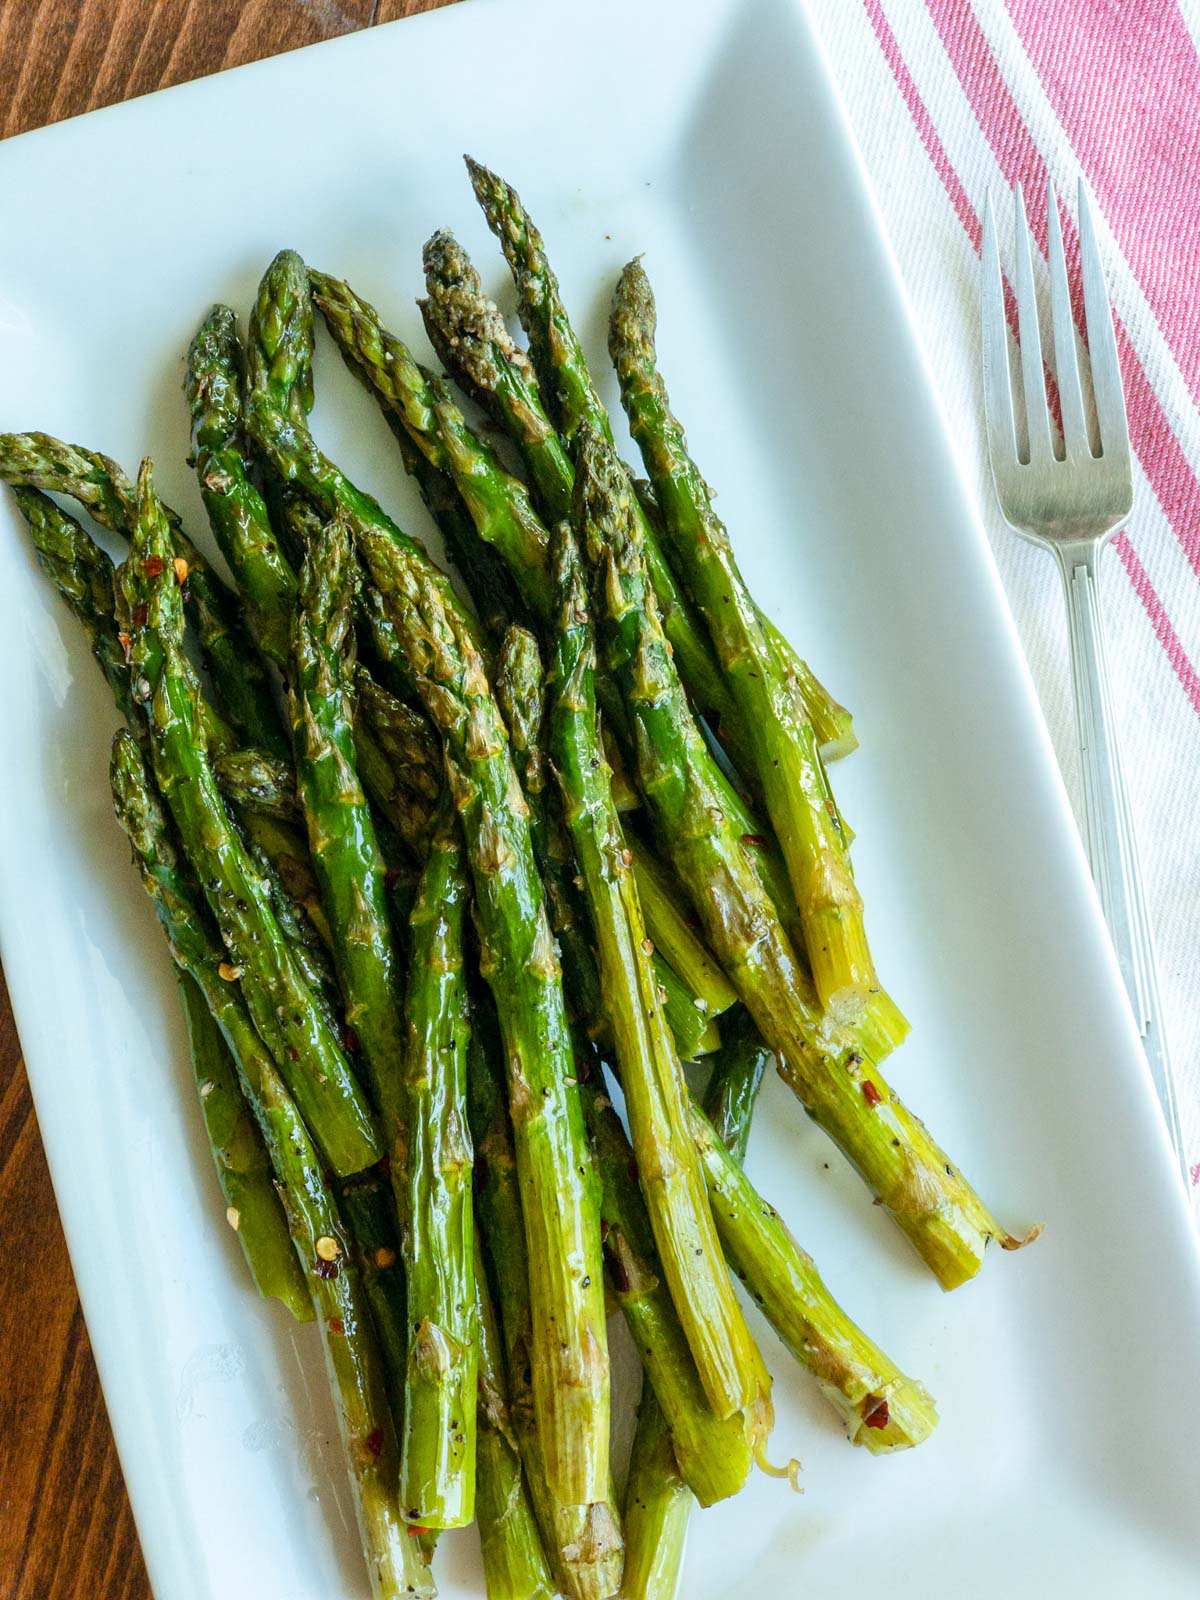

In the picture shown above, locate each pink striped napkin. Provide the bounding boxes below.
[807,0,1200,1207]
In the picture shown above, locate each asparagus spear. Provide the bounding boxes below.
[493,623,603,1034]
[336,1166,409,1426]
[248,248,609,1503]
[689,1102,939,1451]
[288,509,404,1114]
[611,260,876,1021]
[8,483,344,1034]
[211,748,302,824]
[630,476,858,766]
[548,525,765,1423]
[462,163,759,754]
[9,485,240,756]
[583,1078,758,1505]
[576,425,1026,1289]
[175,966,310,1316]
[397,802,476,1529]
[109,731,431,1600]
[420,229,576,528]
[186,306,299,669]
[310,268,555,620]
[703,1006,774,1164]
[0,431,288,756]
[370,389,529,649]
[495,624,716,1061]
[627,837,737,1025]
[116,459,379,1177]
[621,1390,691,1600]
[473,1233,556,1600]
[468,997,624,1600]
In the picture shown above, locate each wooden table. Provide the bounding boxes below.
[0,5,457,1593]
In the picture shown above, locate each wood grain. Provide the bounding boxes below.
[0,5,459,1593]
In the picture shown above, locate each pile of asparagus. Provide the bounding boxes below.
[3,161,1036,1600]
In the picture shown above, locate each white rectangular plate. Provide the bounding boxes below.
[1,0,1198,1594]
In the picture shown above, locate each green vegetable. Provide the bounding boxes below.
[690,1102,940,1452]
[583,1077,757,1506]
[186,305,299,669]
[108,731,430,1599]
[175,968,310,1318]
[248,248,609,1503]
[473,1233,556,1600]
[547,525,765,1424]
[468,1000,624,1600]
[611,258,875,1021]
[0,430,288,756]
[621,1390,691,1600]
[575,424,1020,1290]
[397,803,476,1529]
[116,458,379,1177]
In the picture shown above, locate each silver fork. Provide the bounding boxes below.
[981,179,1187,1190]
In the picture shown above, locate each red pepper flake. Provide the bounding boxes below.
[862,1395,890,1430]
[405,1523,431,1537]
[315,1257,339,1281]
[327,1316,344,1335]
[131,601,149,628]
[364,1428,383,1459]
[142,555,165,578]
[861,1080,882,1108]
[118,632,133,663]
[740,832,768,848]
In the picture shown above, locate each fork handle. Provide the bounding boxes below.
[1060,545,1188,1188]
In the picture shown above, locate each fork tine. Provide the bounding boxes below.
[1045,180,1089,458]
[1012,182,1054,460]
[981,190,1018,467]
[1076,178,1131,468]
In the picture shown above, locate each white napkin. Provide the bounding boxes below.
[807,0,1200,1205]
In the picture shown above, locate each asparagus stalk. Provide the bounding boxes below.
[175,967,311,1316]
[627,837,737,1025]
[495,624,715,1061]
[373,389,528,649]
[116,459,379,1177]
[689,1102,939,1452]
[548,525,765,1423]
[0,431,289,756]
[630,476,858,766]
[621,1391,691,1600]
[336,1166,409,1426]
[108,731,431,1600]
[186,306,299,669]
[575,425,1026,1289]
[9,485,239,756]
[703,1006,773,1164]
[310,268,555,620]
[473,1233,556,1600]
[248,248,609,1502]
[468,997,624,1600]
[211,748,302,825]
[461,162,760,758]
[420,229,577,528]
[611,260,876,1021]
[8,483,343,1036]
[288,509,405,1117]
[290,513,478,1525]
[583,1078,758,1505]
[493,623,603,1034]
[397,802,476,1529]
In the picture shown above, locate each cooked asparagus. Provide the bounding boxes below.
[116,458,379,1177]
